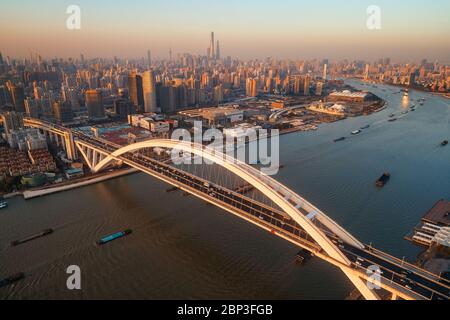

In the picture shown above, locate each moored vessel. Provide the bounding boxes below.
[96,229,132,246]
[376,173,391,188]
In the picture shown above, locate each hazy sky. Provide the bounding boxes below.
[1,0,450,62]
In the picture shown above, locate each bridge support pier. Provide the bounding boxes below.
[74,142,108,172]
[64,132,76,160]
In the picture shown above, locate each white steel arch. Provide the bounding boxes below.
[92,139,379,300]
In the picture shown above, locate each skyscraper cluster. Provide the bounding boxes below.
[1,43,449,130]
[207,32,220,60]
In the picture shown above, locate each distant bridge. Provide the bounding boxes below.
[22,118,450,300]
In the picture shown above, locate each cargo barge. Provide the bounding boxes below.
[96,229,132,246]
[10,229,54,246]
[376,173,391,188]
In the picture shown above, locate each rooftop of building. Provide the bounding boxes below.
[329,90,369,98]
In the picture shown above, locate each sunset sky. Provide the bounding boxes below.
[1,0,450,62]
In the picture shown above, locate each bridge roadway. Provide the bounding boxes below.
[73,132,450,300]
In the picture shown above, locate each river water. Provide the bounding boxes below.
[1,80,449,299]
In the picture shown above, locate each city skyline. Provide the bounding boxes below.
[1,0,450,62]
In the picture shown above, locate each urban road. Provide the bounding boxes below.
[74,132,450,300]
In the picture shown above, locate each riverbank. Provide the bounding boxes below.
[22,167,139,200]
[358,78,450,100]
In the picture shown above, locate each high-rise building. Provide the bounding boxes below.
[67,88,81,111]
[174,84,188,110]
[246,78,258,97]
[323,64,328,80]
[209,32,215,59]
[213,85,224,103]
[304,74,311,96]
[216,41,221,60]
[1,111,24,134]
[293,76,304,95]
[113,99,134,119]
[0,51,4,73]
[24,98,39,118]
[147,50,152,68]
[10,84,26,113]
[316,82,324,96]
[364,64,370,81]
[158,85,176,113]
[0,85,11,106]
[85,89,105,120]
[53,101,73,123]
[127,73,144,112]
[142,70,158,113]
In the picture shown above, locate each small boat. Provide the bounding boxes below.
[166,186,179,193]
[0,273,25,288]
[295,249,312,265]
[96,229,132,246]
[351,130,361,135]
[360,125,370,130]
[0,201,8,209]
[11,229,54,247]
[334,137,346,142]
[388,118,398,122]
[401,111,409,115]
[389,114,396,118]
[376,173,391,188]
[442,140,449,146]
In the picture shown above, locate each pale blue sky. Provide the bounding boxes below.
[1,0,449,61]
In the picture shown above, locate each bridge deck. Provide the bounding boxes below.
[75,134,450,300]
